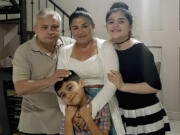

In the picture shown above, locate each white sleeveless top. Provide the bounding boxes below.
[68,54,104,86]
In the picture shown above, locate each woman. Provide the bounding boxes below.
[106,2,171,135]
[57,7,125,135]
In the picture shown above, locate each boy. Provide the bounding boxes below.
[54,70,111,135]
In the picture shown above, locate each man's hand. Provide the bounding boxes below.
[47,69,71,85]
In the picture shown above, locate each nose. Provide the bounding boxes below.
[112,22,119,27]
[66,94,73,101]
[47,27,54,33]
[77,27,84,34]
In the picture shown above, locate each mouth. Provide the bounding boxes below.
[111,29,121,33]
[77,35,86,39]
[46,36,56,39]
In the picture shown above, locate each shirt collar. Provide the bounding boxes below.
[31,36,61,52]
[58,36,65,46]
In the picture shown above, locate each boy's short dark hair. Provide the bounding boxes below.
[54,70,80,93]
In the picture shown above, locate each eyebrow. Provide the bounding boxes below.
[118,18,126,20]
[71,23,89,27]
[40,24,59,26]
[66,83,72,89]
[108,17,126,21]
[59,87,65,97]
[59,91,63,98]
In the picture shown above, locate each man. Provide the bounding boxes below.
[13,8,74,134]
[54,70,111,135]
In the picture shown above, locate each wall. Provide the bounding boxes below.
[0,24,20,67]
[25,0,71,36]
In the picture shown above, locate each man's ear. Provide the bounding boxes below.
[92,24,95,29]
[79,79,84,87]
[33,25,37,34]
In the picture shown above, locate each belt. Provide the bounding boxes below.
[84,85,103,88]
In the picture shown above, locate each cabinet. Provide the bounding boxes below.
[0,68,22,135]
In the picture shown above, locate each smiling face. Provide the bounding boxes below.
[70,16,95,45]
[57,80,86,106]
[106,11,132,42]
[34,16,60,46]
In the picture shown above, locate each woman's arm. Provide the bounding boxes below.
[91,41,119,118]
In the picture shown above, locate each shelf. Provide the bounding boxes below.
[0,18,20,24]
[0,6,20,14]
[0,67,21,135]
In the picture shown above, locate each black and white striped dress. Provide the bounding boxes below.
[116,43,170,135]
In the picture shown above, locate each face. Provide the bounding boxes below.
[70,16,94,45]
[57,80,85,106]
[34,16,60,45]
[106,11,132,42]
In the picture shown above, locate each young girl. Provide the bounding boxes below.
[106,2,171,135]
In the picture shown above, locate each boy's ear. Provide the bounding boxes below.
[79,79,84,87]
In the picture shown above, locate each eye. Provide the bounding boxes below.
[51,25,59,31]
[67,85,72,91]
[60,93,66,98]
[118,20,125,24]
[107,20,114,24]
[71,27,78,31]
[82,24,89,28]
[41,26,48,30]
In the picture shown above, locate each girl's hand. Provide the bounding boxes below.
[107,70,124,90]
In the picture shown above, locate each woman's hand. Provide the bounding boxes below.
[107,70,124,90]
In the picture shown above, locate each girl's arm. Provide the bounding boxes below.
[108,70,159,94]
[108,44,161,94]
